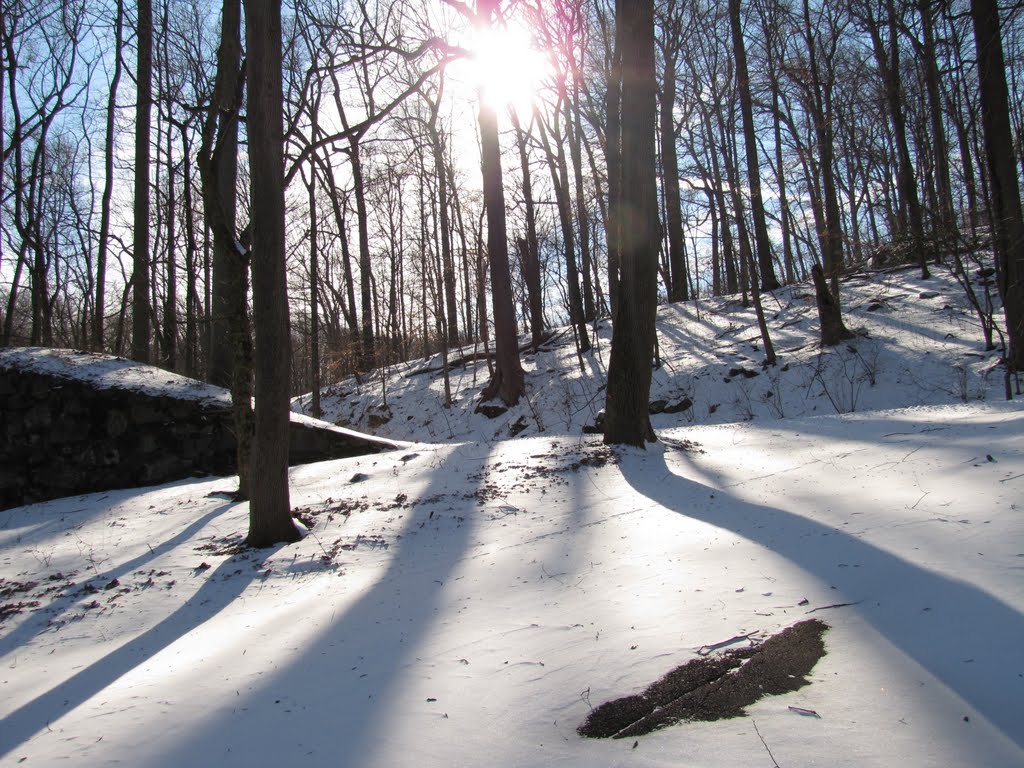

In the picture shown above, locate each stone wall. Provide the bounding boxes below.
[0,349,403,510]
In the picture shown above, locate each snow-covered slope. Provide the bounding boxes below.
[295,267,1007,442]
[2,265,1022,767]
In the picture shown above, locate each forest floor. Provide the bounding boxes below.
[2,264,1023,766]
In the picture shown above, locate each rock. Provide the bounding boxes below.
[728,367,760,379]
[475,403,508,419]
[663,398,693,414]
[509,416,529,436]
[0,348,403,510]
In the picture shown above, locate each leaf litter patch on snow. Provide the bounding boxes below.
[579,619,828,738]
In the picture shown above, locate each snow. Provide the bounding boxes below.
[0,347,230,406]
[2,266,1023,766]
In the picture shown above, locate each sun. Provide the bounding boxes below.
[466,19,550,115]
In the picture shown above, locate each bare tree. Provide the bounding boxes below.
[93,0,125,351]
[244,0,299,547]
[604,0,658,447]
[971,0,1024,378]
[475,0,525,405]
[198,0,253,498]
[729,0,781,291]
[132,0,153,363]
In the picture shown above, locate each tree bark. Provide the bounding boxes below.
[811,262,854,346]
[604,0,623,316]
[349,136,375,371]
[511,112,545,350]
[205,0,245,390]
[477,0,524,406]
[244,0,299,547]
[132,0,153,363]
[307,167,321,418]
[604,0,658,447]
[198,0,253,498]
[535,109,591,353]
[92,0,124,351]
[729,0,781,291]
[658,16,688,303]
[971,0,1024,373]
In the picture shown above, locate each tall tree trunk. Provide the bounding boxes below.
[802,0,845,301]
[918,0,955,245]
[659,39,688,302]
[132,0,153,363]
[604,0,623,316]
[477,0,525,406]
[771,84,796,283]
[867,0,929,278]
[307,167,321,418]
[244,0,299,547]
[604,0,658,447]
[179,124,200,378]
[729,0,780,290]
[206,0,244,390]
[971,0,1024,373]
[425,87,460,346]
[163,116,177,369]
[93,0,124,351]
[199,0,253,498]
[536,108,591,352]
[567,82,596,322]
[349,137,375,370]
[512,112,544,350]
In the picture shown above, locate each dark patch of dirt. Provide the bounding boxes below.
[0,579,38,598]
[292,496,371,527]
[0,600,41,621]
[195,538,249,557]
[579,619,828,739]
[661,437,704,454]
[475,403,508,419]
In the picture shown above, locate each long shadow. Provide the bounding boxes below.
[0,499,236,653]
[616,445,1024,750]
[0,553,258,759]
[146,442,492,767]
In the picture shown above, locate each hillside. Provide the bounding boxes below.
[295,265,1009,442]
[2,264,1022,767]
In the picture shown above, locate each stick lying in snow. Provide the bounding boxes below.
[805,601,860,614]
[696,630,761,656]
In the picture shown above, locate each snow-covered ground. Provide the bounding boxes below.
[2,266,1023,766]
[296,267,1008,441]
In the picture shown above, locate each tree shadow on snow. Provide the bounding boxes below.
[616,444,1024,750]
[145,442,492,768]
[0,550,259,759]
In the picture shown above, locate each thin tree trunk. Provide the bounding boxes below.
[132,0,153,363]
[179,123,200,378]
[163,116,177,370]
[604,0,623,316]
[659,40,688,302]
[729,0,780,290]
[511,112,544,350]
[308,167,321,418]
[349,137,375,370]
[536,108,591,352]
[93,0,124,351]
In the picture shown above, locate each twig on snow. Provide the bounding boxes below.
[805,601,860,614]
[752,719,781,768]
[696,629,761,656]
